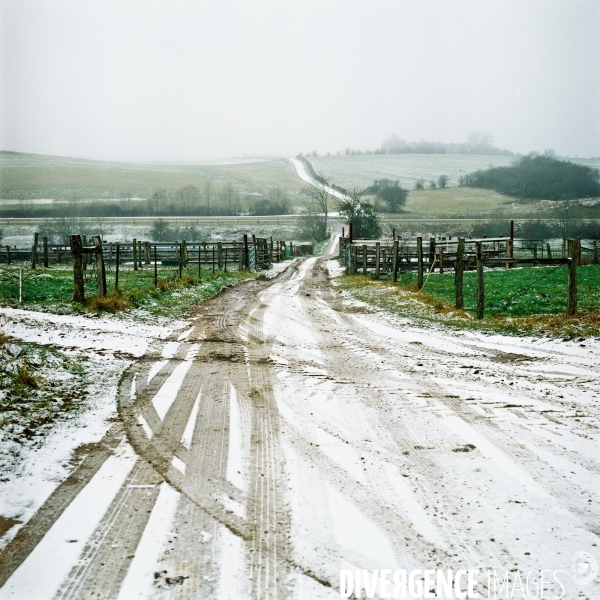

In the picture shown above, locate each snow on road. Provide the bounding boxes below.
[1,245,599,599]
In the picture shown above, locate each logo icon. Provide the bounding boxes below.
[572,551,598,586]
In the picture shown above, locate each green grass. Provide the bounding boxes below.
[397,264,600,316]
[0,152,304,200]
[0,264,258,318]
[336,264,600,338]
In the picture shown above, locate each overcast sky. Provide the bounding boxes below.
[1,0,599,160]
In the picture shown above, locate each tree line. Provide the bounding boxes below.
[0,184,294,218]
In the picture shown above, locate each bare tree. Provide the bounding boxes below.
[299,185,330,241]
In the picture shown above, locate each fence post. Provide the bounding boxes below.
[31,232,38,269]
[217,242,223,270]
[392,240,399,283]
[5,245,9,265]
[567,238,578,316]
[144,242,150,265]
[212,245,215,273]
[455,237,465,309]
[82,234,87,270]
[270,237,273,261]
[133,238,138,270]
[439,247,444,275]
[429,237,436,269]
[179,243,183,278]
[417,237,423,290]
[19,268,23,303]
[69,234,85,303]
[375,242,381,279]
[533,243,537,266]
[198,244,202,279]
[43,237,48,268]
[115,243,120,291]
[243,234,249,269]
[92,235,107,297]
[155,246,158,286]
[592,240,598,265]
[181,239,188,268]
[348,222,353,245]
[476,241,484,319]
[109,242,113,265]
[547,243,552,261]
[362,244,367,276]
[138,240,143,270]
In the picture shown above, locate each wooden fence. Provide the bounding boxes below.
[339,233,599,318]
[1,234,291,270]
[2,233,295,303]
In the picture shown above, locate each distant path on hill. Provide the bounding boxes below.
[289,158,350,202]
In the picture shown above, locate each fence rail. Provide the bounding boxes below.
[1,232,295,304]
[339,232,598,318]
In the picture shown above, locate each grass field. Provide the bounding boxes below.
[337,264,600,338]
[0,152,304,200]
[308,153,600,191]
[309,154,516,190]
[393,187,518,218]
[0,264,258,319]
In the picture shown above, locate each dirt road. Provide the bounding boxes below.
[1,234,599,599]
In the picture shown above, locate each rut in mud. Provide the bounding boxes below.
[1,236,599,599]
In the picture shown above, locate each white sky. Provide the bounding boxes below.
[1,0,599,160]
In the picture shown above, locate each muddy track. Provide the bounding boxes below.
[1,235,598,599]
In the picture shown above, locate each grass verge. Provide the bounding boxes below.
[0,334,90,467]
[336,264,600,338]
[0,265,258,319]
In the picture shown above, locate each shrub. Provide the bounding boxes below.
[89,293,125,313]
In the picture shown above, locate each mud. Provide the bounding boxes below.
[1,232,599,599]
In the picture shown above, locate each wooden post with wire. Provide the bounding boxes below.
[31,232,38,269]
[506,220,514,269]
[392,240,399,283]
[455,237,465,309]
[362,245,367,276]
[115,243,120,292]
[138,240,143,270]
[43,237,48,268]
[567,238,578,316]
[374,242,381,279]
[476,241,484,319]
[154,246,158,286]
[429,237,435,269]
[417,237,423,290]
[92,235,107,297]
[69,234,85,303]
